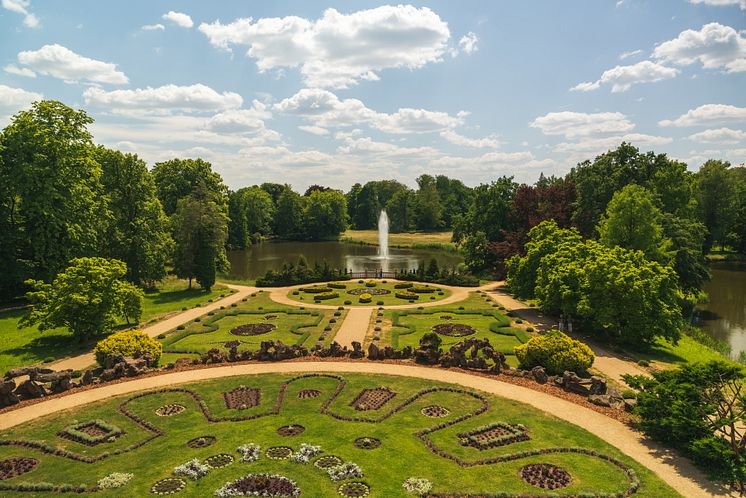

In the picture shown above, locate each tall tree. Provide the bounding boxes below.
[386,188,415,233]
[696,160,735,252]
[172,183,228,291]
[302,190,348,240]
[454,177,517,242]
[228,186,275,248]
[354,183,380,229]
[274,188,305,239]
[727,167,746,253]
[96,147,172,287]
[151,158,227,216]
[413,175,444,231]
[0,100,109,292]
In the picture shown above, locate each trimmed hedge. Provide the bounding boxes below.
[395,291,419,301]
[514,330,594,375]
[327,283,347,289]
[313,292,339,301]
[301,286,332,294]
[94,330,162,367]
[394,282,413,289]
[411,286,436,294]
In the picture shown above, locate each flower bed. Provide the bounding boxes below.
[298,389,321,399]
[155,404,185,417]
[214,473,300,498]
[150,477,185,495]
[395,291,419,300]
[440,316,453,320]
[338,481,370,497]
[457,423,529,450]
[403,477,432,495]
[421,405,450,418]
[432,323,476,337]
[264,315,278,320]
[205,453,234,469]
[354,437,381,450]
[186,435,216,448]
[347,287,391,296]
[349,387,397,411]
[223,386,261,410]
[290,443,321,464]
[57,420,124,446]
[314,455,343,469]
[358,293,373,304]
[98,472,133,489]
[266,446,293,460]
[173,458,209,480]
[229,323,276,336]
[0,457,39,480]
[520,463,572,489]
[328,462,364,481]
[237,443,261,462]
[277,424,305,437]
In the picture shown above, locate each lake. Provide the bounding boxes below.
[226,241,464,279]
[698,262,746,357]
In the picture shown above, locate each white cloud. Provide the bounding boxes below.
[199,5,451,88]
[458,32,479,54]
[689,0,746,10]
[2,0,39,28]
[162,11,193,28]
[440,129,499,148]
[142,24,165,31]
[298,125,329,136]
[571,60,679,93]
[554,133,673,154]
[275,88,465,134]
[659,104,746,127]
[530,111,635,139]
[652,23,746,73]
[3,63,36,78]
[688,127,746,144]
[0,84,42,111]
[84,84,243,116]
[619,49,643,60]
[17,44,128,84]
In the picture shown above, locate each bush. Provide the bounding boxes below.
[301,286,332,294]
[394,282,414,289]
[377,301,384,306]
[411,286,435,294]
[395,291,418,300]
[94,329,162,367]
[313,292,339,301]
[344,300,352,305]
[514,330,594,375]
[328,283,347,289]
[638,359,650,367]
[365,281,377,287]
[359,293,373,304]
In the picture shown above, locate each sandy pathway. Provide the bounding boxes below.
[333,307,373,347]
[47,284,258,372]
[0,361,728,497]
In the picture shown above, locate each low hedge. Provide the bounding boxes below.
[327,283,347,289]
[411,286,436,294]
[94,330,162,367]
[313,292,339,301]
[395,291,419,300]
[394,282,413,289]
[301,286,332,294]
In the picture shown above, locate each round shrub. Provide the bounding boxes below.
[525,327,535,333]
[359,293,373,304]
[344,300,352,305]
[194,318,201,323]
[377,301,384,306]
[514,330,594,375]
[94,329,162,367]
[638,359,650,367]
[514,319,523,324]
[157,333,166,339]
[176,325,185,330]
[365,281,377,287]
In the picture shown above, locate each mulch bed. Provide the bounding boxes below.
[219,474,299,497]
[338,481,370,497]
[155,404,185,417]
[151,477,186,495]
[223,386,261,410]
[0,457,39,480]
[421,405,450,418]
[205,453,234,468]
[229,323,276,336]
[520,463,572,490]
[277,424,305,437]
[349,387,397,411]
[186,435,216,448]
[433,323,476,337]
[354,437,381,450]
[347,288,391,296]
[314,455,343,469]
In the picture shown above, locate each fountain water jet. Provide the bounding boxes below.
[378,210,390,265]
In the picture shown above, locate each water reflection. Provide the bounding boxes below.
[227,241,464,279]
[698,262,746,357]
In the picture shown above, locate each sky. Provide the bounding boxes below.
[1,0,745,191]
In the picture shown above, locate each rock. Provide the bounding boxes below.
[202,348,228,364]
[173,358,194,369]
[4,366,54,380]
[15,379,46,399]
[589,376,607,395]
[562,371,591,395]
[624,398,637,412]
[531,366,548,384]
[81,370,94,386]
[588,394,613,407]
[367,343,380,360]
[0,379,19,407]
[350,341,364,359]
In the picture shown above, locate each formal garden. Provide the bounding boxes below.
[286,281,452,307]
[0,373,679,497]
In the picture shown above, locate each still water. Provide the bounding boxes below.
[227,241,464,279]
[698,262,746,357]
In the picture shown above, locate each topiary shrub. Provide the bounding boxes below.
[359,293,373,304]
[365,281,377,287]
[94,329,162,367]
[514,330,594,375]
[313,292,339,301]
[344,300,352,305]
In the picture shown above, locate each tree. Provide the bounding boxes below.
[661,214,710,294]
[274,188,305,239]
[625,361,746,492]
[96,147,172,287]
[413,175,443,231]
[386,188,415,233]
[172,184,228,291]
[260,182,288,206]
[0,101,109,293]
[597,184,669,262]
[461,231,491,274]
[726,166,746,254]
[151,158,227,216]
[228,186,275,248]
[354,183,380,229]
[20,257,143,342]
[453,177,517,242]
[302,190,348,240]
[435,175,473,228]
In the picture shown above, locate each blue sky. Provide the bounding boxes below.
[1,0,745,190]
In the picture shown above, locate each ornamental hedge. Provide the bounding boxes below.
[94,329,162,367]
[313,292,339,301]
[514,330,594,375]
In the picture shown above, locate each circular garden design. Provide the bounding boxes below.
[229,323,276,336]
[0,372,671,496]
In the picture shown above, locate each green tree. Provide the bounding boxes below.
[172,184,228,291]
[661,214,710,294]
[302,190,348,239]
[435,175,473,228]
[597,184,669,262]
[96,147,172,287]
[151,158,227,216]
[726,166,746,253]
[461,231,491,274]
[413,175,444,231]
[696,160,735,252]
[354,183,380,229]
[453,177,517,242]
[20,257,143,341]
[385,188,415,233]
[228,186,275,248]
[274,188,305,239]
[0,101,109,290]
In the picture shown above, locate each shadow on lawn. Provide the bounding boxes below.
[144,288,212,305]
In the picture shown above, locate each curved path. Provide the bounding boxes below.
[0,361,729,497]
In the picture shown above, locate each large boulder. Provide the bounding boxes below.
[367,343,381,360]
[531,366,548,384]
[4,366,54,380]
[15,379,46,399]
[0,379,19,407]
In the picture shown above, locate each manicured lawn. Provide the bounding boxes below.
[0,278,228,374]
[287,280,452,307]
[628,334,739,369]
[161,292,345,356]
[0,372,679,497]
[340,229,456,249]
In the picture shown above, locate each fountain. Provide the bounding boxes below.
[378,210,390,260]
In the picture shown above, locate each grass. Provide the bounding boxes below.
[286,280,452,307]
[160,292,345,356]
[339,229,457,251]
[625,334,740,370]
[0,372,680,497]
[0,277,228,374]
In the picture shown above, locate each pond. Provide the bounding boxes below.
[226,241,464,279]
[698,262,746,357]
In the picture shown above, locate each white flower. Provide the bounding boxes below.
[97,472,133,489]
[327,462,363,481]
[403,477,433,495]
[173,458,209,480]
[291,443,322,464]
[237,443,261,462]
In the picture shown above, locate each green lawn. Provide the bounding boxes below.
[340,229,456,250]
[287,280,452,307]
[625,334,739,369]
[161,292,345,357]
[0,372,679,497]
[0,278,229,374]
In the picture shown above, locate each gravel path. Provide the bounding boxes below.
[333,307,373,347]
[0,361,729,497]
